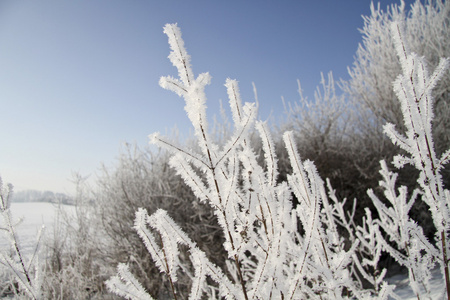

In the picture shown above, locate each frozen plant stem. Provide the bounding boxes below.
[3,196,34,287]
[165,23,250,299]
[384,22,450,299]
[212,168,249,300]
[151,23,356,299]
[0,178,41,300]
[443,231,450,300]
[159,233,178,300]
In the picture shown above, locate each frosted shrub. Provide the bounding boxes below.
[281,73,361,200]
[338,0,450,221]
[325,180,389,296]
[342,0,450,154]
[107,23,367,299]
[95,143,225,297]
[367,22,450,299]
[0,177,44,299]
[283,72,350,158]
[39,174,114,299]
[107,19,449,300]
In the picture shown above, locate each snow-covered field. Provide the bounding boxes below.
[0,202,74,255]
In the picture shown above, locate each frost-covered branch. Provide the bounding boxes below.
[0,177,43,299]
[106,264,154,300]
[108,23,365,299]
[374,21,450,299]
[107,17,450,299]
[368,161,435,299]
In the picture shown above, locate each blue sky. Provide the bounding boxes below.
[0,0,414,194]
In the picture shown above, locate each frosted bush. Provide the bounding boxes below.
[107,23,388,300]
[369,22,450,299]
[106,18,450,299]
[0,177,44,299]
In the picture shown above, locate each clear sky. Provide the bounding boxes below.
[0,0,414,195]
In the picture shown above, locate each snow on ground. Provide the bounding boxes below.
[0,202,74,255]
[387,266,446,300]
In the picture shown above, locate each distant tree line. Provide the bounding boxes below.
[11,189,73,205]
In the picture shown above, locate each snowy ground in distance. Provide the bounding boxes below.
[0,202,75,255]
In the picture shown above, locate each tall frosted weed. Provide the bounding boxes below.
[108,19,449,299]
[107,23,363,299]
[371,22,450,300]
